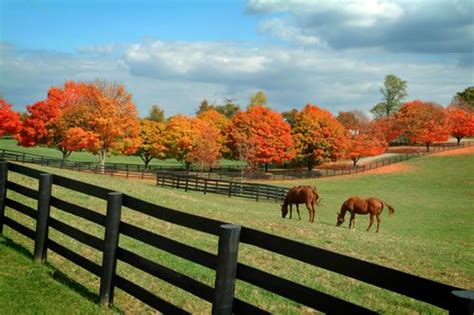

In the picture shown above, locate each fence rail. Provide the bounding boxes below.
[1,160,473,314]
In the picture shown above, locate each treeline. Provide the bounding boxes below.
[1,78,473,171]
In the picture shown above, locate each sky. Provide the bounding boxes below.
[1,0,473,117]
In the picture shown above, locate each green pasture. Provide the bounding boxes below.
[2,149,473,314]
[0,235,116,314]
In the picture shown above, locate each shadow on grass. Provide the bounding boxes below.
[0,235,122,313]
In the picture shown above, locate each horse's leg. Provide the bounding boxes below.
[367,214,374,231]
[376,214,381,233]
[305,202,312,223]
[289,204,293,220]
[311,200,315,223]
[349,213,356,229]
[296,204,301,220]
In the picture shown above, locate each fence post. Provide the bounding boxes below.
[34,174,53,263]
[185,176,189,192]
[0,161,8,234]
[450,290,474,314]
[212,224,241,315]
[99,192,122,306]
[256,185,259,202]
[204,179,208,194]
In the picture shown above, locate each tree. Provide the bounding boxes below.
[228,106,294,172]
[282,108,298,128]
[337,110,370,134]
[135,119,167,168]
[395,100,449,151]
[452,86,474,111]
[0,99,21,137]
[292,104,349,170]
[197,109,231,156]
[17,81,92,159]
[162,115,195,168]
[248,91,267,108]
[147,105,165,123]
[186,120,222,171]
[371,74,408,118]
[215,98,240,118]
[196,99,214,115]
[62,81,141,166]
[372,116,401,143]
[446,106,474,144]
[345,125,386,168]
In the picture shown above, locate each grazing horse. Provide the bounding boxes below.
[281,186,319,223]
[336,196,394,232]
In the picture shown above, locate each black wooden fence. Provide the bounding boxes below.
[1,160,473,314]
[156,171,287,202]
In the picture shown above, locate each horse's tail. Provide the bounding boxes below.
[382,201,395,216]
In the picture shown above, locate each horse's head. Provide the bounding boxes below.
[281,204,288,218]
[336,212,345,226]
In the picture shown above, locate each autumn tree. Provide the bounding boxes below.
[62,81,141,166]
[345,125,386,168]
[147,105,165,123]
[395,100,449,151]
[227,106,294,172]
[452,86,474,111]
[292,104,349,170]
[135,119,167,168]
[446,106,474,144]
[248,91,267,108]
[197,109,231,156]
[17,81,92,159]
[0,99,21,137]
[371,74,408,118]
[372,116,401,143]
[337,110,370,134]
[186,120,222,171]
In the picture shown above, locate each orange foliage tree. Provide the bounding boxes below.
[163,115,221,169]
[395,100,449,151]
[62,81,141,167]
[345,127,387,168]
[227,106,294,172]
[373,116,401,143]
[0,99,21,137]
[446,106,474,144]
[197,109,231,156]
[292,104,348,170]
[135,119,167,168]
[186,120,222,171]
[17,81,92,159]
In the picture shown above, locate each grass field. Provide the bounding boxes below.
[0,235,116,314]
[2,146,473,314]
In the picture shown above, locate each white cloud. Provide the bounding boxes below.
[1,40,471,119]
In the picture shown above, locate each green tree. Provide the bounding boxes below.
[215,98,240,118]
[248,91,267,108]
[282,108,298,128]
[452,86,474,111]
[147,105,165,123]
[196,99,214,115]
[371,74,408,118]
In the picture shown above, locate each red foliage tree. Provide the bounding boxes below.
[17,81,91,159]
[227,106,294,172]
[292,104,349,170]
[446,106,474,144]
[345,127,387,167]
[0,99,21,137]
[395,100,449,151]
[186,120,222,171]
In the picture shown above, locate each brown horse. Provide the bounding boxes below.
[281,186,319,223]
[336,196,394,232]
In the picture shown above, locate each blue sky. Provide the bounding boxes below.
[1,0,473,117]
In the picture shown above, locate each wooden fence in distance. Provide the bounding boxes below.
[1,160,473,314]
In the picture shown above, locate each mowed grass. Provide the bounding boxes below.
[0,235,115,314]
[2,147,473,314]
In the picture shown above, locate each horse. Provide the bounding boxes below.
[281,186,319,223]
[336,196,394,232]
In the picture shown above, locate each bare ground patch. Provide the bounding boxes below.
[431,145,474,157]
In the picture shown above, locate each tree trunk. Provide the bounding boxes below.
[425,143,430,152]
[456,137,462,145]
[98,149,107,173]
